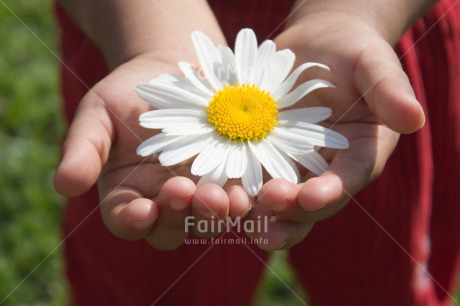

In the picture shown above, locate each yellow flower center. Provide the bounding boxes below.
[207,84,278,141]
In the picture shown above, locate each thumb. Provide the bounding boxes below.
[54,92,113,197]
[354,40,425,134]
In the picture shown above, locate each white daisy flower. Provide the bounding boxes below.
[136,28,349,196]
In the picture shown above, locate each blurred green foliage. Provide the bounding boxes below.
[253,251,308,306]
[0,0,67,304]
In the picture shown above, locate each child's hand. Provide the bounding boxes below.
[245,10,425,250]
[54,52,252,250]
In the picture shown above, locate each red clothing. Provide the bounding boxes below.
[55,1,460,305]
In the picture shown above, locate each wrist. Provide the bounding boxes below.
[288,1,437,45]
[59,0,225,69]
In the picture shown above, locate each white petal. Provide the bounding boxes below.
[278,107,332,124]
[197,161,228,188]
[139,109,206,129]
[191,31,223,90]
[266,127,315,154]
[283,122,349,149]
[163,124,214,136]
[282,150,301,182]
[136,82,209,109]
[248,140,298,183]
[225,143,248,179]
[259,49,295,93]
[257,40,276,66]
[191,137,230,176]
[276,79,334,109]
[235,29,258,84]
[150,74,182,86]
[271,63,330,100]
[150,74,179,84]
[159,134,212,166]
[150,74,211,99]
[254,40,276,86]
[242,144,263,196]
[178,61,214,97]
[136,133,185,157]
[218,46,238,84]
[289,151,329,176]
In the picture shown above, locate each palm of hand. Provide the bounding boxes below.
[56,54,254,250]
[244,19,424,250]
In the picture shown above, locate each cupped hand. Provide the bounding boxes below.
[54,53,252,250]
[245,11,425,251]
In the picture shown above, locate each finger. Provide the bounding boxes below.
[145,177,196,250]
[226,184,251,219]
[298,124,399,221]
[191,184,229,238]
[354,40,425,134]
[54,92,113,196]
[101,188,159,240]
[256,179,311,223]
[258,179,327,224]
[258,178,299,212]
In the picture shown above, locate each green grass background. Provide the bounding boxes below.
[0,1,306,305]
[0,0,67,305]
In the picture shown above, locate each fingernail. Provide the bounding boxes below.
[169,198,188,211]
[278,241,287,250]
[132,220,152,231]
[273,201,288,211]
[198,208,216,218]
[263,240,286,252]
